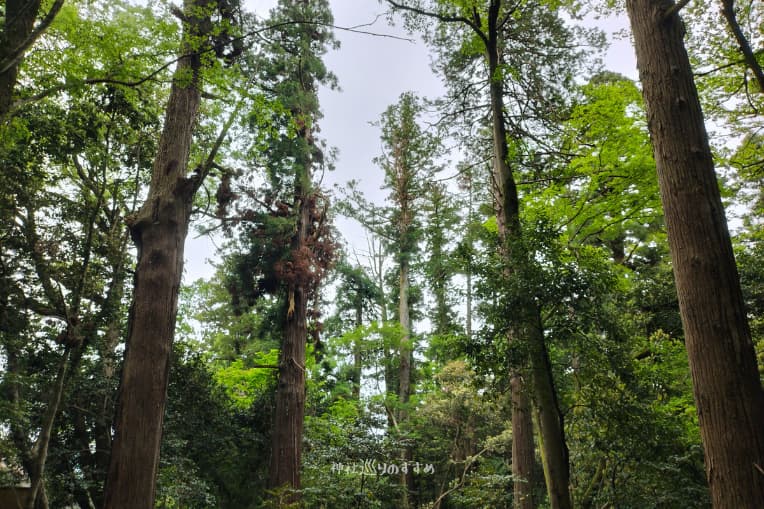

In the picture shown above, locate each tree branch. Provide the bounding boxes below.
[8,19,413,116]
[384,0,487,42]
[720,0,764,93]
[0,0,66,76]
[662,0,692,20]
[191,103,241,194]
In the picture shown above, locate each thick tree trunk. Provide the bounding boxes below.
[268,283,308,492]
[626,1,764,507]
[102,2,211,507]
[486,4,570,507]
[268,112,314,495]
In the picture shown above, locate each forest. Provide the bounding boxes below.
[1,0,763,508]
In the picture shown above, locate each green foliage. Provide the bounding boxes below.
[215,354,279,409]
[159,342,274,508]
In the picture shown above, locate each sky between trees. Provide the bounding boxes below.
[185,0,636,280]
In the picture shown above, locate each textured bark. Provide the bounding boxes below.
[268,281,308,492]
[268,92,318,497]
[626,1,764,507]
[511,374,535,509]
[102,1,212,507]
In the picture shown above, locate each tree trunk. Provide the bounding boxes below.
[0,0,41,117]
[398,258,412,417]
[485,4,570,507]
[511,373,535,509]
[486,22,538,509]
[268,283,308,493]
[0,0,64,118]
[398,257,414,508]
[625,1,764,506]
[268,108,315,495]
[102,2,213,507]
[352,301,363,399]
[528,318,570,509]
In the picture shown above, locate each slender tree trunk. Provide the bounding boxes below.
[398,257,414,508]
[485,4,570,507]
[102,2,213,507]
[25,349,70,509]
[528,318,570,509]
[626,1,764,506]
[398,259,412,418]
[352,301,363,399]
[486,26,538,509]
[372,239,397,426]
[511,373,535,509]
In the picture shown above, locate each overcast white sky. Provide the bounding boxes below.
[185,0,638,280]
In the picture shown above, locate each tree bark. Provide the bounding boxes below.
[268,282,308,493]
[102,1,214,507]
[625,1,764,506]
[485,3,570,507]
[511,373,535,509]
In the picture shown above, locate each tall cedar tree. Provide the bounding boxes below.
[385,2,576,507]
[375,91,438,507]
[221,0,337,497]
[625,0,764,506]
[103,0,240,507]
